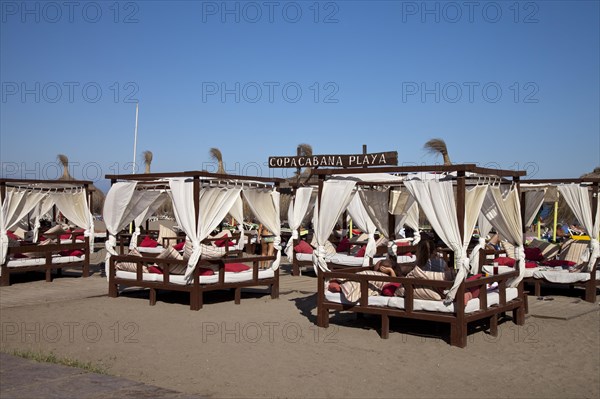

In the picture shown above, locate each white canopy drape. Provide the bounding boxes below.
[51,189,95,251]
[129,192,168,250]
[228,195,246,251]
[469,212,494,273]
[558,184,600,272]
[32,196,56,243]
[347,191,378,265]
[312,179,356,273]
[284,187,314,262]
[523,189,547,228]
[405,180,487,302]
[243,188,281,270]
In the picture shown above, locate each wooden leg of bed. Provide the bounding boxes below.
[82,263,89,278]
[381,314,389,339]
[513,304,525,326]
[292,263,299,277]
[271,283,279,299]
[0,271,9,286]
[149,288,157,306]
[108,282,118,298]
[234,288,241,305]
[584,282,596,303]
[489,314,498,337]
[450,323,467,348]
[523,293,529,314]
[534,281,541,297]
[45,268,52,282]
[317,307,329,328]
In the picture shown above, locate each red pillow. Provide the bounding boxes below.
[12,253,29,259]
[294,240,313,254]
[382,282,401,296]
[59,250,72,256]
[148,265,163,274]
[542,259,576,267]
[7,231,20,240]
[197,267,215,276]
[70,250,84,257]
[336,237,350,253]
[525,261,539,269]
[59,249,85,257]
[140,236,158,248]
[466,274,482,298]
[328,280,341,292]
[355,246,366,257]
[173,241,185,251]
[224,263,251,273]
[215,238,235,247]
[524,247,544,262]
[76,235,85,241]
[60,233,72,240]
[396,241,413,257]
[494,257,516,267]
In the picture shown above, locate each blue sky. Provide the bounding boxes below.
[1,0,599,193]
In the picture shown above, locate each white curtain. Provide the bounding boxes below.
[523,189,547,228]
[469,212,494,273]
[312,180,356,273]
[228,195,245,251]
[389,189,420,252]
[243,188,281,270]
[405,180,487,302]
[558,184,600,272]
[284,187,314,262]
[129,192,168,250]
[1,188,47,265]
[347,191,378,265]
[51,189,95,251]
[32,196,56,243]
[480,186,525,286]
[169,179,241,280]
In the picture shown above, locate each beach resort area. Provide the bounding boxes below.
[1,1,599,398]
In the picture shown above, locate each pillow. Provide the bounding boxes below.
[76,235,85,241]
[70,249,85,257]
[183,241,226,260]
[173,241,185,251]
[494,257,516,267]
[294,240,313,254]
[340,271,389,302]
[7,231,20,241]
[323,241,337,257]
[197,267,215,276]
[12,253,29,259]
[328,280,341,292]
[45,225,67,235]
[382,282,401,297]
[396,266,446,300]
[60,233,72,240]
[116,248,147,273]
[336,237,350,253]
[140,236,159,248]
[396,240,413,257]
[541,259,576,267]
[524,247,544,262]
[500,240,516,258]
[147,265,163,274]
[355,246,366,257]
[156,246,186,274]
[215,238,235,248]
[224,263,251,273]
[525,261,539,269]
[466,274,482,299]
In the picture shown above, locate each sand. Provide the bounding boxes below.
[1,266,599,399]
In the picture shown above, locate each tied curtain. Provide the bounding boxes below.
[51,189,95,252]
[404,180,487,302]
[243,188,282,270]
[389,189,421,253]
[312,179,356,273]
[558,184,599,272]
[32,197,56,243]
[284,187,314,262]
[480,186,526,286]
[1,188,47,265]
[523,189,547,228]
[469,212,494,273]
[129,192,168,250]
[347,191,378,265]
[169,179,241,280]
[228,195,245,251]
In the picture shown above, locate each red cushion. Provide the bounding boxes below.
[382,282,401,296]
[7,231,20,240]
[140,236,158,248]
[12,253,29,259]
[197,267,215,276]
[74,228,85,233]
[355,246,366,257]
[70,249,84,257]
[542,259,576,267]
[76,235,85,241]
[148,265,163,274]
[524,247,544,262]
[60,233,72,240]
[215,238,235,247]
[494,257,516,267]
[336,237,350,253]
[525,261,539,269]
[351,229,362,236]
[328,281,341,293]
[294,240,313,254]
[173,241,185,251]
[396,241,413,257]
[59,250,71,256]
[466,274,483,298]
[224,263,251,273]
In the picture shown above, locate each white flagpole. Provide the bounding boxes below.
[132,102,139,174]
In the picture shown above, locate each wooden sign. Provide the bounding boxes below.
[269,151,398,168]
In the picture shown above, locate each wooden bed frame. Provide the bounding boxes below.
[108,254,279,310]
[1,238,90,286]
[317,265,526,347]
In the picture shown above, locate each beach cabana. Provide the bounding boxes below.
[103,171,284,310]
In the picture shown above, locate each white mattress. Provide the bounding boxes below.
[115,268,275,285]
[296,252,386,266]
[7,255,85,268]
[325,288,519,314]
[483,265,600,283]
[138,246,165,254]
[59,239,85,244]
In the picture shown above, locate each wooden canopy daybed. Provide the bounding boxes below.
[0,178,95,286]
[103,171,284,309]
[309,164,528,347]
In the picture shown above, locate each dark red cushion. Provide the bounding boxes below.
[525,261,539,269]
[328,280,341,292]
[355,246,366,257]
[173,241,185,251]
[140,236,158,248]
[494,257,516,267]
[59,250,71,256]
[224,263,251,273]
[197,267,215,276]
[12,253,29,259]
[396,241,413,257]
[74,228,85,233]
[60,233,72,240]
[7,231,20,240]
[76,235,85,241]
[336,237,350,253]
[294,240,313,254]
[466,274,483,298]
[382,282,401,296]
[524,247,544,262]
[542,259,576,267]
[215,238,235,247]
[70,249,84,257]
[148,265,163,274]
